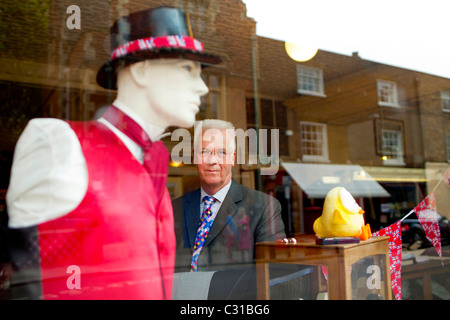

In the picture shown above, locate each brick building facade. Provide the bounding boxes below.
[0,0,449,230]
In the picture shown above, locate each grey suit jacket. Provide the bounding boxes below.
[172,179,285,272]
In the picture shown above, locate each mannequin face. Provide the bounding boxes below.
[128,59,209,128]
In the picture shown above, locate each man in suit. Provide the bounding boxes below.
[172,119,285,299]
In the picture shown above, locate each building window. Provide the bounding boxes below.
[375,119,405,166]
[300,121,329,162]
[198,74,223,120]
[441,90,450,112]
[246,98,289,156]
[377,80,399,107]
[296,65,325,97]
[381,129,405,166]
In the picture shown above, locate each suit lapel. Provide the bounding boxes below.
[205,180,242,246]
[183,189,201,248]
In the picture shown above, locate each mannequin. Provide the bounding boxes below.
[7,59,208,228]
[5,6,220,300]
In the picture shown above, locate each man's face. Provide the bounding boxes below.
[195,129,235,194]
[139,59,209,128]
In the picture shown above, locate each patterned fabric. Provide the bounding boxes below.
[372,221,402,300]
[102,105,169,198]
[111,35,204,61]
[444,166,450,188]
[191,196,217,272]
[414,192,443,264]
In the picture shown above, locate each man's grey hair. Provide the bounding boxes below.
[194,119,236,152]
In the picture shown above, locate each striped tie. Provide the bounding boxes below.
[191,196,217,272]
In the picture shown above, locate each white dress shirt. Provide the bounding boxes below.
[199,180,232,221]
[6,100,165,228]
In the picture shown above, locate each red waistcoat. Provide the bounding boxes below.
[37,121,175,299]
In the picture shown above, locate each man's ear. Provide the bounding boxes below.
[128,61,148,87]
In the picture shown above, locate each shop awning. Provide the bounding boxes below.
[281,162,390,198]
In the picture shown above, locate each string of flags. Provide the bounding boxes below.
[323,166,449,300]
[372,221,402,300]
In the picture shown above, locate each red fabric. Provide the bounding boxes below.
[372,221,402,300]
[111,35,204,61]
[102,105,169,199]
[415,192,443,264]
[38,120,175,299]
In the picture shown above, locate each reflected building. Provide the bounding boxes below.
[0,0,449,300]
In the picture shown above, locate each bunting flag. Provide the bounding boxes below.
[414,192,443,264]
[444,167,450,188]
[372,221,402,300]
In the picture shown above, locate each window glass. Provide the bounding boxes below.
[297,65,324,96]
[300,121,329,162]
[442,90,450,112]
[377,80,399,107]
[0,0,449,302]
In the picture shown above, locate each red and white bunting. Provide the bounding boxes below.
[414,192,443,264]
[372,221,402,300]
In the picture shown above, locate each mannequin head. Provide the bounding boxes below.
[97,7,221,129]
[116,58,209,129]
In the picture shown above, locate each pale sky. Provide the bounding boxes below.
[242,0,450,79]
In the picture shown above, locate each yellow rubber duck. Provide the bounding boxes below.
[313,187,371,240]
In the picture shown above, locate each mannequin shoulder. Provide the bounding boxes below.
[7,118,88,228]
[15,118,80,152]
[21,118,74,139]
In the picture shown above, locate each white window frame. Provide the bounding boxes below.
[441,90,450,112]
[296,65,326,97]
[377,79,399,108]
[300,121,329,162]
[381,129,405,166]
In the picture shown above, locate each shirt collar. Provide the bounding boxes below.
[201,179,232,203]
[112,99,166,142]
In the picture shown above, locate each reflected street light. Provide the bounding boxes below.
[285,42,318,62]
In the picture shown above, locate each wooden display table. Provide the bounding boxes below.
[256,235,391,300]
[402,258,449,299]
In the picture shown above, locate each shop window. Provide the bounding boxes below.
[441,90,450,112]
[377,80,399,108]
[296,65,325,97]
[300,121,329,162]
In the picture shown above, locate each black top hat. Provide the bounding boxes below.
[96,6,221,89]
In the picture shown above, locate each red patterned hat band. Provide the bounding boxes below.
[110,35,205,61]
[96,6,221,89]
